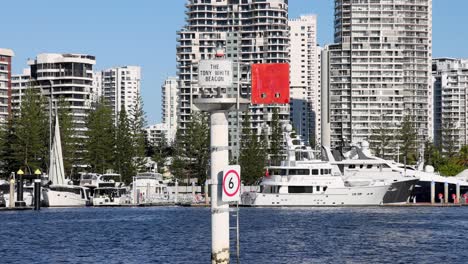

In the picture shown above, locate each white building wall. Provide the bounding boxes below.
[289,15,320,145]
[100,66,141,122]
[162,77,178,144]
[325,0,432,156]
[0,48,14,122]
[11,68,31,114]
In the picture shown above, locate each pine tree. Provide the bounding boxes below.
[170,130,188,182]
[0,118,19,178]
[184,112,210,184]
[398,115,417,165]
[152,134,170,174]
[115,108,135,183]
[369,121,393,159]
[13,88,49,174]
[441,123,458,158]
[269,108,283,166]
[56,97,78,177]
[129,95,147,173]
[85,98,115,174]
[239,113,267,185]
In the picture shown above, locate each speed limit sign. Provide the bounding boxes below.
[222,165,241,202]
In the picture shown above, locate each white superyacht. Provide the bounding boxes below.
[241,125,390,206]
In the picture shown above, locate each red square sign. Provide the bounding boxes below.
[251,63,290,105]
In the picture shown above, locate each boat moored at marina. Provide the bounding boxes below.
[130,172,170,205]
[241,125,391,207]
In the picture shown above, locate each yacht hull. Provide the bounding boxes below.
[412,180,468,203]
[383,179,419,204]
[242,185,389,207]
[42,188,88,207]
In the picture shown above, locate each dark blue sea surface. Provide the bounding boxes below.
[1,206,467,264]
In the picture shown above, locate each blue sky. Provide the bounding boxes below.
[2,0,467,124]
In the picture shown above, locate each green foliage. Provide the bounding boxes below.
[183,112,210,184]
[115,108,134,183]
[441,123,458,158]
[129,95,148,173]
[398,115,417,165]
[239,113,267,185]
[56,97,78,177]
[0,118,19,178]
[438,161,465,177]
[369,121,393,159]
[85,98,115,174]
[13,88,49,174]
[152,135,171,174]
[170,130,189,182]
[269,108,283,166]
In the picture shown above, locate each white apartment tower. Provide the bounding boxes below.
[177,0,290,159]
[433,58,468,152]
[322,0,432,155]
[289,15,321,146]
[100,66,141,122]
[0,48,14,122]
[28,53,96,137]
[11,68,31,112]
[162,77,178,144]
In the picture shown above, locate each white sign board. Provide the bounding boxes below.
[198,60,233,87]
[222,165,241,202]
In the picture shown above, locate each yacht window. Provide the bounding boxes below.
[349,165,356,169]
[324,186,328,192]
[367,165,373,169]
[360,165,364,169]
[288,186,313,193]
[320,169,324,175]
[312,169,319,175]
[288,169,310,175]
[316,186,320,192]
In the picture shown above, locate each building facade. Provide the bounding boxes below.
[322,0,432,157]
[11,68,31,113]
[146,123,169,146]
[162,77,178,144]
[0,48,14,122]
[289,15,321,146]
[177,0,290,159]
[28,53,96,138]
[433,58,468,152]
[99,66,141,122]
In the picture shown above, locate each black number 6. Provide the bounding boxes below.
[229,177,234,189]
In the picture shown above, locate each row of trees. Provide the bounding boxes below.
[0,88,148,183]
[370,115,468,176]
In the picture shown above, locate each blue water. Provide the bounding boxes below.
[1,207,467,264]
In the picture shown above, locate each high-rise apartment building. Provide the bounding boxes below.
[162,77,178,143]
[11,68,31,112]
[433,58,468,152]
[177,0,290,159]
[289,15,321,146]
[99,66,141,122]
[28,53,96,137]
[322,0,432,156]
[0,48,14,122]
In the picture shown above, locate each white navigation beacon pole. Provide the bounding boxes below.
[193,48,248,264]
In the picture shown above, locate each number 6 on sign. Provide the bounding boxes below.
[222,165,241,202]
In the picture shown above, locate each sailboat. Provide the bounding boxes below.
[42,114,90,207]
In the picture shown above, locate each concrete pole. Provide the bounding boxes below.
[456,182,461,204]
[9,177,15,208]
[210,111,230,264]
[444,182,449,204]
[430,181,435,204]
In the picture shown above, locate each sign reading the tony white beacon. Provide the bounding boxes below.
[198,60,233,87]
[222,165,241,202]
